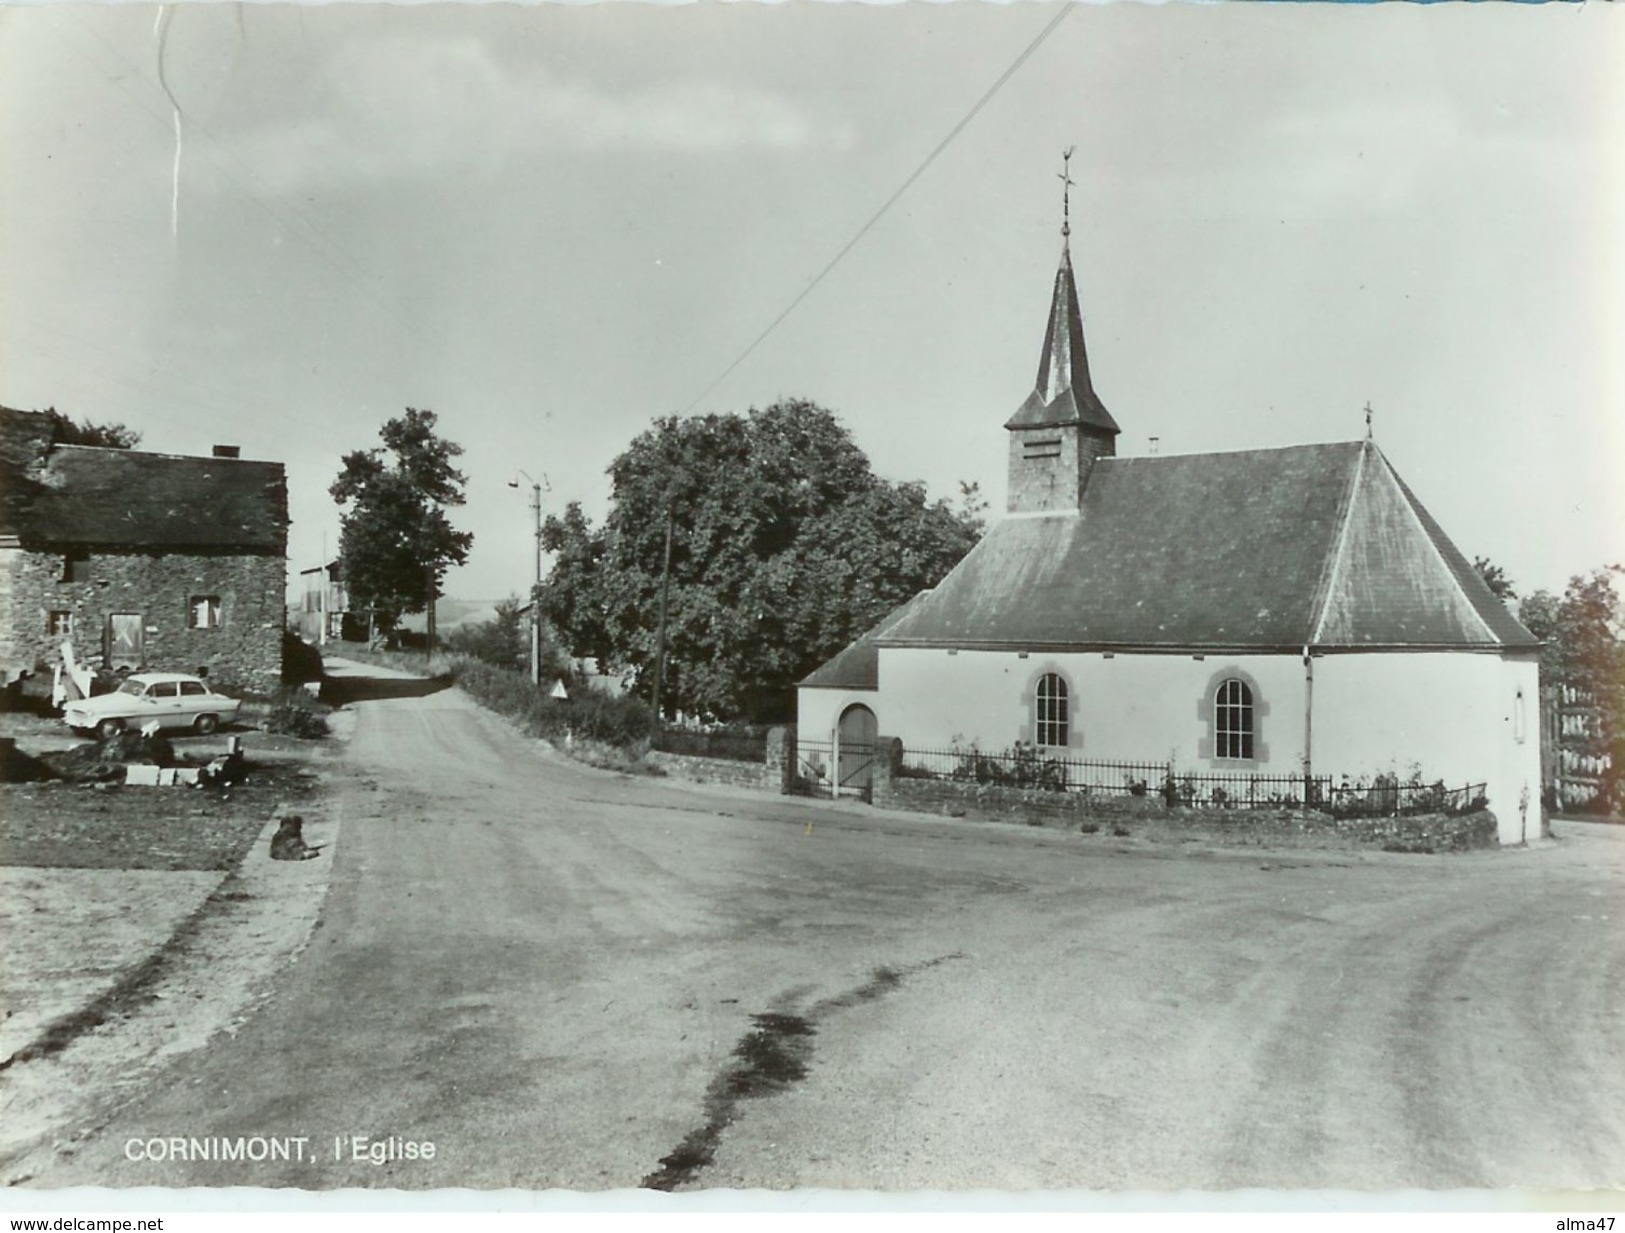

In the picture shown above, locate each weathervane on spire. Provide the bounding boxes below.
[1364,401,1374,439]
[1058,146,1076,240]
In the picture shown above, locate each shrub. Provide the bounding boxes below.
[263,689,330,739]
[950,741,1067,792]
[446,655,654,748]
[442,599,530,673]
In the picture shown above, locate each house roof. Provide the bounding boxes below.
[799,590,934,690]
[1005,242,1120,436]
[0,413,287,552]
[873,439,1536,653]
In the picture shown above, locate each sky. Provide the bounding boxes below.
[1,0,1621,608]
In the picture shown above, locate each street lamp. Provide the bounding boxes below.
[507,470,547,686]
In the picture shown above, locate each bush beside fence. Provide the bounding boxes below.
[877,765,1497,852]
[892,744,1483,820]
[447,656,656,745]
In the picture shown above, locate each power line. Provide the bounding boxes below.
[681,2,1074,415]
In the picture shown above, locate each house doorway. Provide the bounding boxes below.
[105,613,144,672]
[836,703,879,801]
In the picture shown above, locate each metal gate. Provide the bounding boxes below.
[792,705,880,802]
[789,736,879,802]
[792,738,836,799]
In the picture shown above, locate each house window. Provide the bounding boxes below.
[188,595,222,630]
[1214,678,1254,760]
[47,610,74,637]
[1035,673,1069,748]
[61,551,89,582]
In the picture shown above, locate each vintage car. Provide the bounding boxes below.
[61,672,242,739]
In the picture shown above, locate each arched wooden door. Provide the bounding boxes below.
[836,704,879,800]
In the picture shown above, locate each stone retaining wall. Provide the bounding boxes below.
[648,726,795,794]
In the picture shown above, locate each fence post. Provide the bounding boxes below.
[870,736,902,807]
[766,725,795,795]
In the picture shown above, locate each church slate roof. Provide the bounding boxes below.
[0,413,287,553]
[869,439,1537,654]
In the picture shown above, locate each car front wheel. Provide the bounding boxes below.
[96,717,125,740]
[193,713,220,735]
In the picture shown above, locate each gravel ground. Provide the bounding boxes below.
[0,867,222,1062]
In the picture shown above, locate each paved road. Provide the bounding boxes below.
[27,674,1625,1191]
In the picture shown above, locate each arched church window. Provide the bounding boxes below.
[1214,679,1254,760]
[1035,673,1069,748]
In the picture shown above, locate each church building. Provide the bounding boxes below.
[798,218,1542,845]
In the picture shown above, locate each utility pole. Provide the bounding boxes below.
[425,561,437,652]
[651,508,674,723]
[509,472,546,686]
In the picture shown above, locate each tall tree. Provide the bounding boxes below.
[1522,565,1625,813]
[330,409,474,633]
[539,399,982,721]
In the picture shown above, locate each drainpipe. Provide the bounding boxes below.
[1302,645,1314,802]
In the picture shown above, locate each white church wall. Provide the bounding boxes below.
[1312,651,1538,842]
[877,648,1029,753]
[795,687,880,748]
[874,647,1308,772]
[1494,653,1543,844]
[1085,653,1307,773]
[801,646,1539,845]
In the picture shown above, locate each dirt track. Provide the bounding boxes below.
[17,673,1625,1191]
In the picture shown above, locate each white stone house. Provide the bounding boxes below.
[798,240,1542,844]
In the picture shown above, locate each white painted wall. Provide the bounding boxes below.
[798,645,1544,844]
[1309,650,1541,843]
[796,687,881,749]
[870,647,1309,774]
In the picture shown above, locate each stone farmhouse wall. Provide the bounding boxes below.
[1,544,284,693]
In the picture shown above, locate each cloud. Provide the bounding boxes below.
[233,32,848,193]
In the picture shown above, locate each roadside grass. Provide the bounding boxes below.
[0,761,324,871]
[320,642,456,679]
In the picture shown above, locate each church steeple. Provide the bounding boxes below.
[1005,241,1120,436]
[1004,151,1120,515]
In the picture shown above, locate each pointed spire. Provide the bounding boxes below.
[1005,151,1119,434]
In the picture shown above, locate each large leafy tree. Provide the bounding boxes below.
[1520,565,1625,813]
[540,399,982,721]
[330,409,474,633]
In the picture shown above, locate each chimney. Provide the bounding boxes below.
[212,445,241,459]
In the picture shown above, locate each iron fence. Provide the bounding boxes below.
[893,744,1486,818]
[895,746,1168,796]
[1166,771,1332,811]
[1319,777,1487,819]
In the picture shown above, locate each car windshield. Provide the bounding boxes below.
[117,679,147,696]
